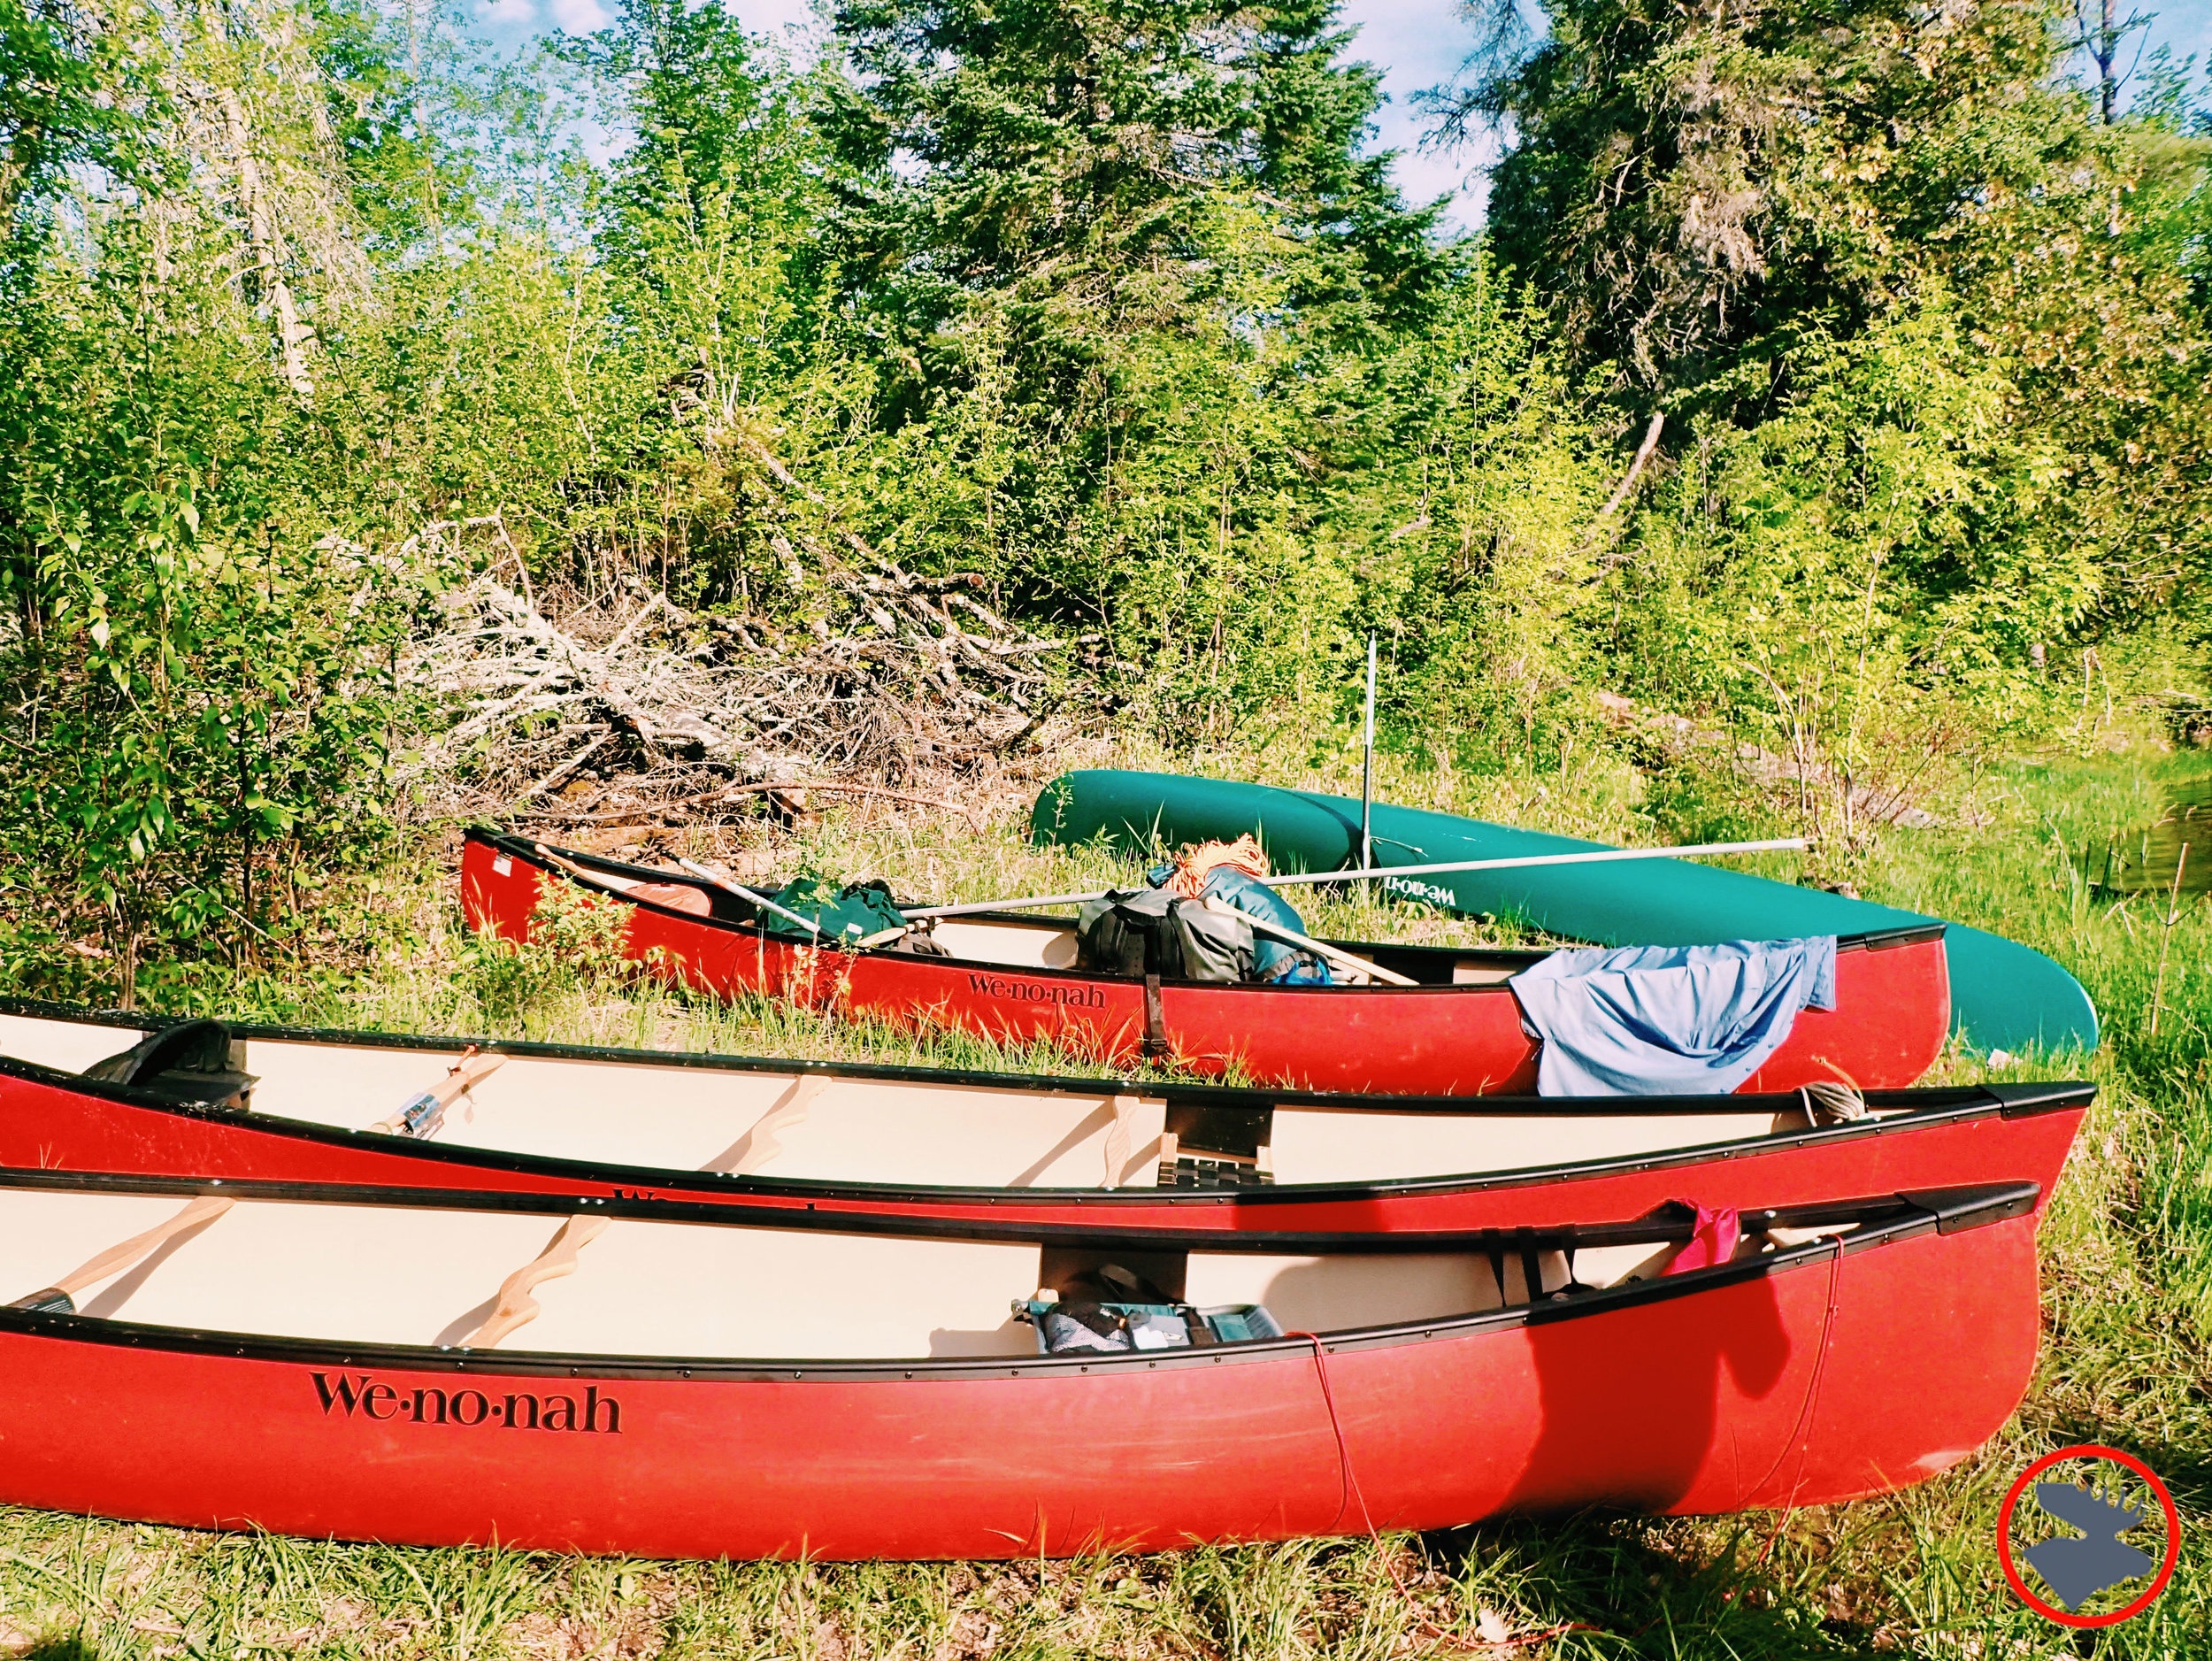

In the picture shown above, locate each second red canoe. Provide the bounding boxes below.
[460,832,1952,1096]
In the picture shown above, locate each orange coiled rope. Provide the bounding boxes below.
[1161,834,1271,897]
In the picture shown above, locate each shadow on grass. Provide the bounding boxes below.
[1418,1516,1906,1658]
[17,1638,99,1661]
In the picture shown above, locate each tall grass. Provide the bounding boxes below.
[0,742,2206,1657]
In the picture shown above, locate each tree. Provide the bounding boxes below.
[1441,0,2094,413]
[821,0,1444,386]
[0,0,155,223]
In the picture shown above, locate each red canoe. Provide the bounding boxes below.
[0,1169,2042,1557]
[0,1004,2087,1235]
[460,832,1953,1096]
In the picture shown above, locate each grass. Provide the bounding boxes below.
[2,734,2208,1657]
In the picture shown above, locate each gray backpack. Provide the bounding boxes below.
[1076,888,1255,982]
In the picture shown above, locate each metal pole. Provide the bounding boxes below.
[1359,632,1377,873]
[905,839,1811,919]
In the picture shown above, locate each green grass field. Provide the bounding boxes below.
[2,742,2206,1658]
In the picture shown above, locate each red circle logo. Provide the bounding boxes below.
[1997,1445,2179,1626]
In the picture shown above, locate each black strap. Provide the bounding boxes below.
[1518,1234,1546,1303]
[1141,973,1169,1058]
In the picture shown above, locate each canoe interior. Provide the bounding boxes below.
[0,1012,1918,1192]
[0,1177,1870,1363]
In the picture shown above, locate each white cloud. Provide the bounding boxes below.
[547,0,612,31]
[1337,0,1493,227]
[731,0,823,36]
[475,0,537,27]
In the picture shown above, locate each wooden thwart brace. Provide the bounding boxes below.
[1102,1094,1135,1188]
[464,1215,611,1350]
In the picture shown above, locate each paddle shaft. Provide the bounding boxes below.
[1202,900,1417,987]
[902,838,1809,920]
[369,1049,507,1134]
[533,843,651,896]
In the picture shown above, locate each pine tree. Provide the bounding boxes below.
[821,0,1443,385]
[1446,0,2091,411]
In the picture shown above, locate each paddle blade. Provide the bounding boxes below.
[626,882,712,917]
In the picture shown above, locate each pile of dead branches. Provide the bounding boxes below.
[396,515,1099,832]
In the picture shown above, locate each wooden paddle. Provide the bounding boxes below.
[10,1195,236,1314]
[901,837,1809,920]
[464,1214,611,1349]
[531,844,711,916]
[367,1047,508,1137]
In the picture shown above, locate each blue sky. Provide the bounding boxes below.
[474,0,2212,227]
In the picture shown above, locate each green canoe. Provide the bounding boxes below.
[1029,769,2098,1056]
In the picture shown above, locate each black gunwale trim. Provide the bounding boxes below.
[0,1163,1982,1252]
[0,1169,2037,1382]
[470,830,1947,995]
[0,1011,2095,1211]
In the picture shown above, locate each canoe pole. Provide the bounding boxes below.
[902,838,1809,920]
[1204,900,1417,988]
[1258,837,1809,888]
[674,858,825,942]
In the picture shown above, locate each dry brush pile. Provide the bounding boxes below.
[394,513,1110,840]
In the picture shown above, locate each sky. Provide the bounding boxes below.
[472,0,2212,230]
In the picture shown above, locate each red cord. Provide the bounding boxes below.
[1290,1331,1603,1655]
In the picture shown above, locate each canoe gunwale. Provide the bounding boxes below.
[0,1161,2016,1254]
[0,1173,2037,1383]
[0,1042,2094,1214]
[3,993,2023,1120]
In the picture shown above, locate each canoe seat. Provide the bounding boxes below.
[81,1020,257,1109]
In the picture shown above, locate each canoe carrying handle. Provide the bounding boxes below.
[367,1046,508,1137]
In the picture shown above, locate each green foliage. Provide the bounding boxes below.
[0,0,160,224]
[0,224,438,1002]
[1455,0,2096,407]
[0,0,2204,979]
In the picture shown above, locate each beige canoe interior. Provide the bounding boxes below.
[0,1183,1761,1360]
[0,1013,1883,1192]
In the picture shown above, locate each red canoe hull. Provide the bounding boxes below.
[0,1195,2039,1558]
[459,834,1953,1096]
[0,1044,2085,1237]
